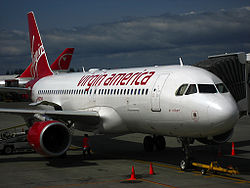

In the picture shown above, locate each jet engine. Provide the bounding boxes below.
[27,120,72,156]
[196,129,234,145]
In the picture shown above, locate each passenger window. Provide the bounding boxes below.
[198,84,217,93]
[142,89,145,95]
[185,84,197,95]
[145,89,149,95]
[176,84,188,96]
[216,83,229,93]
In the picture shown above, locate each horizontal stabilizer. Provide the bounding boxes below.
[0,87,30,94]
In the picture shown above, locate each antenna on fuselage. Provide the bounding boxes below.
[179,57,184,66]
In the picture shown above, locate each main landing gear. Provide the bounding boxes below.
[179,137,194,171]
[143,135,166,152]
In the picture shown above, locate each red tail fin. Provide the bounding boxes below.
[20,48,74,78]
[27,11,53,79]
[19,63,32,78]
[50,48,74,71]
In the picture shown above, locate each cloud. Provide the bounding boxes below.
[0,7,250,74]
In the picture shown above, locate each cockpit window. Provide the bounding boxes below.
[198,84,217,93]
[216,83,229,93]
[176,84,188,96]
[185,84,197,95]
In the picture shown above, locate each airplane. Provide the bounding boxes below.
[0,48,74,87]
[0,12,239,166]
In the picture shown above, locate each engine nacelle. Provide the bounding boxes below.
[27,120,72,156]
[196,129,234,145]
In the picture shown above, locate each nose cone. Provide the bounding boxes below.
[208,96,239,132]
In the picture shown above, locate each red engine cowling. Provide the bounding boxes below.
[27,120,72,156]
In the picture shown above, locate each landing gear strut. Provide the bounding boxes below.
[179,137,194,171]
[143,135,166,152]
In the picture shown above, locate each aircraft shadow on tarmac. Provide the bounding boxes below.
[72,135,250,175]
[1,135,250,174]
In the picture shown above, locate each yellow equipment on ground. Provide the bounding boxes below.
[191,161,239,175]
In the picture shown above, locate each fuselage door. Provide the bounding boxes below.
[89,86,97,104]
[151,74,169,112]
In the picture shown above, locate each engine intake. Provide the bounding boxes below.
[27,120,72,156]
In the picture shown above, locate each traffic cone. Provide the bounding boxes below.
[231,142,235,156]
[149,163,155,175]
[128,166,136,180]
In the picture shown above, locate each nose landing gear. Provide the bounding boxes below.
[179,137,194,170]
[143,135,166,152]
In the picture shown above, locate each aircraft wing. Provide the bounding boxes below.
[0,108,100,126]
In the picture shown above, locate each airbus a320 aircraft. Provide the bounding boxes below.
[0,12,239,167]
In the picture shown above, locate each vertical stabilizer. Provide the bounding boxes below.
[19,63,32,78]
[50,48,74,71]
[20,48,75,78]
[27,11,53,79]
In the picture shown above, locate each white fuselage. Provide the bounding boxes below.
[31,65,239,138]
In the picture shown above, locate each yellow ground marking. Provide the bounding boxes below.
[69,145,81,150]
[0,124,27,132]
[141,178,179,188]
[134,159,179,170]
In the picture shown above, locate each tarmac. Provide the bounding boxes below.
[0,102,250,187]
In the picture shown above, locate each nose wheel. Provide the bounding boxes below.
[143,135,166,152]
[179,137,194,170]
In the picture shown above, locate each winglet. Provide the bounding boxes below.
[27,11,53,79]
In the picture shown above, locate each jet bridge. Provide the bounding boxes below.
[194,52,250,116]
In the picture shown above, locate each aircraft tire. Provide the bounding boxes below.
[180,159,190,171]
[201,169,206,175]
[155,136,166,151]
[143,136,154,152]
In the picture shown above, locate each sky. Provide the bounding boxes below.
[1,0,250,74]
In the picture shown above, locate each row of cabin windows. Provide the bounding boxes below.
[38,88,149,96]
